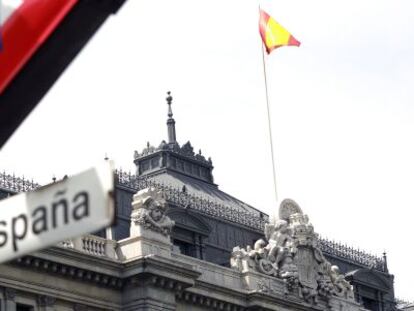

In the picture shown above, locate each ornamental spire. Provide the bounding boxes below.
[166,91,177,144]
[383,251,389,273]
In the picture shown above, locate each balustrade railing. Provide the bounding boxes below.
[57,235,117,259]
[81,235,106,257]
[3,169,387,271]
[116,169,268,231]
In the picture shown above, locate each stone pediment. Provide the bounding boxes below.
[346,268,390,290]
[167,210,211,236]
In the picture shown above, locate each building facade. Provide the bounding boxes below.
[0,93,396,311]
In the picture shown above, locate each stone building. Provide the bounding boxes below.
[0,93,396,310]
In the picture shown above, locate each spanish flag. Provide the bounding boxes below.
[259,9,300,54]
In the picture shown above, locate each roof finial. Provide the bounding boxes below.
[166,91,173,118]
[166,91,177,144]
[383,250,389,273]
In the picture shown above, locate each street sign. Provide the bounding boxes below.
[0,162,115,264]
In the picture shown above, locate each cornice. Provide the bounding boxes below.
[36,246,121,272]
[176,290,247,311]
[10,255,123,290]
[122,254,201,283]
[246,291,327,311]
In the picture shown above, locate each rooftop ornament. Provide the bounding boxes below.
[0,171,39,193]
[231,199,355,305]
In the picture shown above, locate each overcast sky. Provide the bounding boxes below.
[1,0,413,300]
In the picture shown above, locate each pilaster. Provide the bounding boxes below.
[37,295,56,311]
[4,288,16,311]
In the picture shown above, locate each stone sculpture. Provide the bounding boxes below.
[231,198,354,305]
[131,187,175,236]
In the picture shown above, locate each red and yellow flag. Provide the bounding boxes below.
[259,9,300,54]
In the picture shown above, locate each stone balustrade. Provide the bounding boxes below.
[81,235,106,256]
[58,235,117,260]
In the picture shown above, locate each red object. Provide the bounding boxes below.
[0,0,78,94]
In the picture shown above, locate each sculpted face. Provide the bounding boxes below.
[150,205,163,221]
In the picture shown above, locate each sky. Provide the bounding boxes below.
[1,0,413,300]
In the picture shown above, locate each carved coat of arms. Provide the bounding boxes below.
[230,199,355,305]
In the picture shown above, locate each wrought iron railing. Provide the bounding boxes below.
[0,171,40,193]
[318,237,386,272]
[116,169,268,231]
[1,169,387,271]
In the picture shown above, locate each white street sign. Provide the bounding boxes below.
[0,162,115,264]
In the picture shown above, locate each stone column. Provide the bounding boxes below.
[192,234,205,260]
[198,235,205,260]
[37,295,56,311]
[376,290,383,311]
[4,288,16,311]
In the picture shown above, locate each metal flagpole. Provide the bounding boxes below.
[259,6,279,204]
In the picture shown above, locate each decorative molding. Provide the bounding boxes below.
[168,209,211,236]
[37,295,56,307]
[128,275,186,292]
[176,290,246,311]
[347,268,391,290]
[4,287,17,301]
[134,140,212,165]
[13,256,123,289]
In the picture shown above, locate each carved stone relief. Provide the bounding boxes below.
[231,198,355,306]
[131,188,175,236]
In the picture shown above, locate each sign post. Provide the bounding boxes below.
[0,162,115,264]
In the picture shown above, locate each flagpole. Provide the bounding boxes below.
[259,7,279,205]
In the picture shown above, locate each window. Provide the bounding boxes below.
[16,304,33,311]
[173,239,194,257]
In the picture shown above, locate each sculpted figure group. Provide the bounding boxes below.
[231,199,354,304]
[131,188,175,236]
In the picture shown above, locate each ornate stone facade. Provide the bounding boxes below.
[0,93,398,310]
